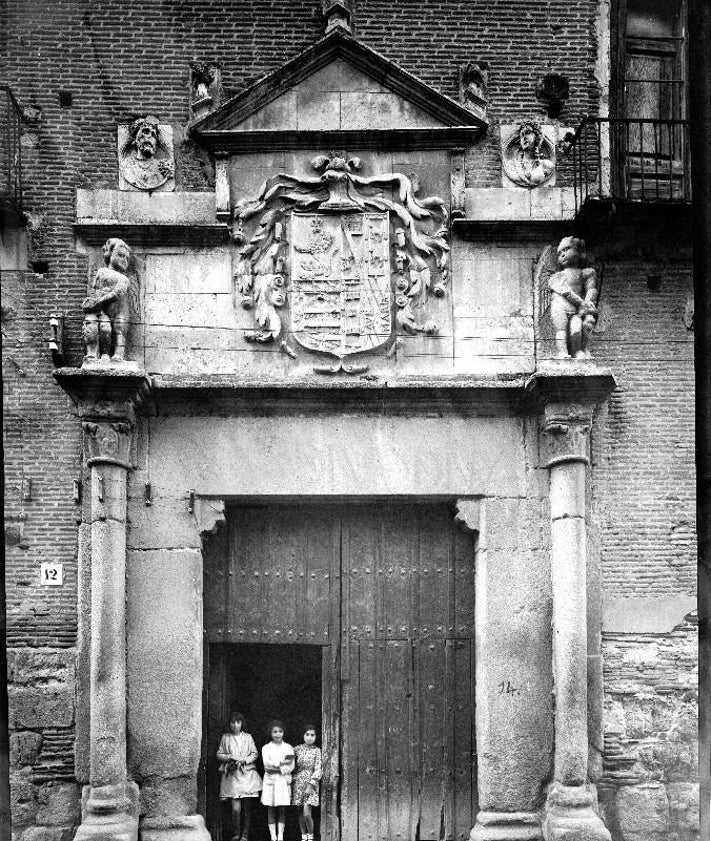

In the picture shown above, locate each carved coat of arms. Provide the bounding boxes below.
[232,153,448,373]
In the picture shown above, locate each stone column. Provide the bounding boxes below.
[456,499,549,841]
[539,400,610,841]
[75,418,138,841]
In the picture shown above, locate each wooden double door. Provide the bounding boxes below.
[203,503,477,841]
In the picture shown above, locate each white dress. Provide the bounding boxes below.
[260,741,295,806]
[218,732,262,800]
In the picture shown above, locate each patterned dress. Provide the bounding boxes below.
[217,732,263,800]
[261,741,295,807]
[291,744,322,806]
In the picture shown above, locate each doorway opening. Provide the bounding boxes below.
[205,643,323,841]
[201,502,477,841]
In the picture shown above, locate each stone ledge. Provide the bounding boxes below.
[525,361,617,408]
[464,186,575,222]
[76,190,217,226]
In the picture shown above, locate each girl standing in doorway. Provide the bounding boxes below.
[292,725,322,841]
[261,720,295,841]
[216,712,262,841]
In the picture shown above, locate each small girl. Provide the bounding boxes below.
[216,712,262,841]
[292,725,323,841]
[261,720,295,841]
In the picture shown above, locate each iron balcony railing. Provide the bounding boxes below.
[0,84,25,210]
[569,116,691,212]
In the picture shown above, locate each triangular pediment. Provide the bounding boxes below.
[193,29,486,152]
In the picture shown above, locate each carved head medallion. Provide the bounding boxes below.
[501,121,556,188]
[118,116,175,192]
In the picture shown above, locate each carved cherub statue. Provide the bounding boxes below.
[82,238,133,363]
[540,236,599,358]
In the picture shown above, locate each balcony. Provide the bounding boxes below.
[569,116,691,214]
[0,84,25,219]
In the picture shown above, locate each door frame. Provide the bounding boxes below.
[199,499,479,841]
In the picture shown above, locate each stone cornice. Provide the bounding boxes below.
[525,362,616,409]
[53,366,154,422]
[196,127,482,154]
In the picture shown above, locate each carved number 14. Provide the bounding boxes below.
[498,680,520,697]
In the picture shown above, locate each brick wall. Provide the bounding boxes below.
[594,261,695,596]
[592,260,697,840]
[1,2,697,839]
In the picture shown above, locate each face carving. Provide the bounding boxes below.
[519,123,540,152]
[134,121,159,158]
[109,242,130,272]
[102,238,131,272]
[557,237,582,268]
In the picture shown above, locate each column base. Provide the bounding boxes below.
[542,785,611,841]
[74,815,138,841]
[140,815,211,841]
[75,782,140,841]
[471,811,543,840]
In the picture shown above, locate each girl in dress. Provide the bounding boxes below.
[216,712,262,841]
[292,725,323,841]
[261,720,295,841]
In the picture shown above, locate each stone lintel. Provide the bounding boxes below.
[149,373,529,419]
[54,366,153,423]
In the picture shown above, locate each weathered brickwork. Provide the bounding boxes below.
[1,1,697,839]
[594,262,696,595]
[591,260,697,839]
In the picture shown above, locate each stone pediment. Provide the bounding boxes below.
[192,29,487,152]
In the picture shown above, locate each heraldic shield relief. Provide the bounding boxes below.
[290,213,391,360]
[232,153,449,373]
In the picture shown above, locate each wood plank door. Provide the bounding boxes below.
[203,503,477,841]
[340,504,477,841]
[203,505,341,841]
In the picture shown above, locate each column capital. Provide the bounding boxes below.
[540,405,591,468]
[526,364,616,468]
[82,420,133,469]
